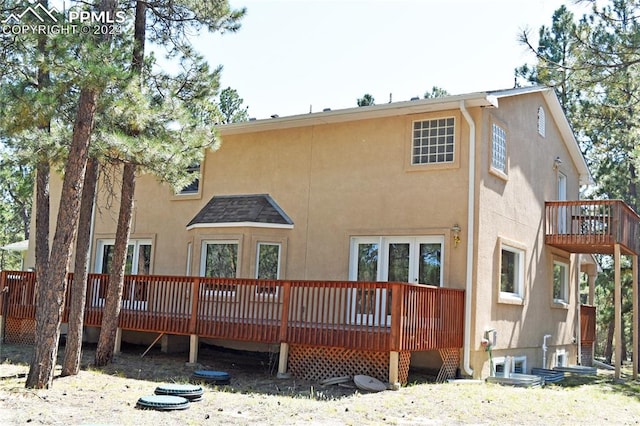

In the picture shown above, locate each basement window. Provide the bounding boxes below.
[493,356,527,376]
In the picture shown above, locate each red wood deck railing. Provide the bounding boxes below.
[0,271,464,353]
[545,200,640,255]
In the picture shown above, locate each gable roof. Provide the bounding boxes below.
[218,86,593,186]
[489,87,593,186]
[186,194,294,230]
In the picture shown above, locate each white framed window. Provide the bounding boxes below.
[200,240,238,295]
[493,356,527,376]
[411,117,455,165]
[491,123,507,174]
[255,242,281,296]
[349,236,444,286]
[177,163,202,196]
[553,260,569,304]
[349,236,444,327]
[95,239,152,275]
[537,106,546,137]
[499,242,525,302]
[94,239,152,310]
[555,349,567,367]
[256,243,281,280]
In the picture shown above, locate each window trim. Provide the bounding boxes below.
[498,238,526,305]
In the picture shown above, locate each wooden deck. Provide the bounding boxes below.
[0,271,464,353]
[545,200,640,255]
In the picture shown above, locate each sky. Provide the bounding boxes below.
[192,0,590,120]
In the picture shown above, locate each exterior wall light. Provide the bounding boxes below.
[553,156,563,170]
[451,224,461,248]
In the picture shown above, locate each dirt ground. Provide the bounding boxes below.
[0,340,374,398]
[2,341,640,425]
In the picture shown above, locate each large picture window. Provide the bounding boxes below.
[201,241,238,278]
[200,240,238,295]
[412,118,455,165]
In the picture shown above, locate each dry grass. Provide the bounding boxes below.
[1,342,640,425]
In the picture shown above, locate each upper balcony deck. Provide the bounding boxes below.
[545,200,640,256]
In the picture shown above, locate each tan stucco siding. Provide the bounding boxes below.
[472,93,580,376]
[30,109,474,289]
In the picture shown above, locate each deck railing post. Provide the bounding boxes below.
[0,270,6,316]
[389,282,404,352]
[188,277,200,335]
[279,281,291,342]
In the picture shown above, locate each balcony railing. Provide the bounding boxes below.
[545,200,640,255]
[0,271,464,353]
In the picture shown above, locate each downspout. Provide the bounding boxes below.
[460,101,475,377]
[576,258,582,364]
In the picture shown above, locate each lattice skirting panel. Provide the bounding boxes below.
[288,345,410,385]
[436,348,460,382]
[4,317,36,345]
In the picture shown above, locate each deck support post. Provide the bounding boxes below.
[277,342,290,378]
[632,254,638,380]
[189,334,199,364]
[389,351,400,390]
[614,243,622,380]
[114,327,122,354]
[574,255,582,365]
[588,270,597,306]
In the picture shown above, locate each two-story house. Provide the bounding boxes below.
[17,85,636,383]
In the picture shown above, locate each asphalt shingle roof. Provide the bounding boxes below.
[187,194,293,228]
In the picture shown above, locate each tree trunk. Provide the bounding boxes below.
[26,89,98,389]
[35,159,50,279]
[62,157,99,376]
[94,162,136,366]
[25,0,118,389]
[94,0,145,367]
